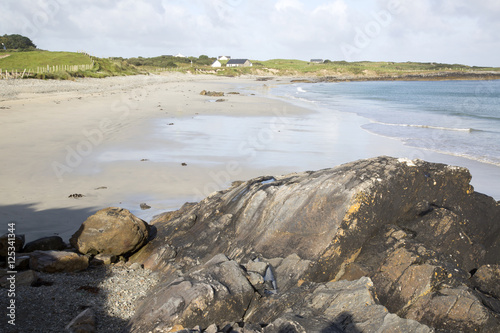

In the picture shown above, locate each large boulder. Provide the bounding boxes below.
[128,157,500,332]
[70,208,149,256]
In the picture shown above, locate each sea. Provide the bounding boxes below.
[269,79,500,198]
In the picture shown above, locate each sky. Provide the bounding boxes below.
[1,0,500,66]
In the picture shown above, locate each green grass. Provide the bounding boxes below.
[0,50,92,71]
[251,59,500,77]
[0,50,142,79]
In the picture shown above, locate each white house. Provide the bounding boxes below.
[211,60,222,67]
[218,56,231,61]
[175,53,186,58]
[226,59,252,67]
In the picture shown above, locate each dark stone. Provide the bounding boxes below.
[23,236,66,253]
[140,203,151,210]
[0,233,25,256]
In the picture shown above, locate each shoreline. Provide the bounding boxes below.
[1,73,499,243]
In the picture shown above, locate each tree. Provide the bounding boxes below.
[0,34,37,50]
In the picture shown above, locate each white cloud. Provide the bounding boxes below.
[275,0,303,12]
[0,0,499,65]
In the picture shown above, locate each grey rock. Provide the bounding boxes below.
[127,254,255,332]
[245,260,268,276]
[204,324,218,333]
[259,277,431,333]
[65,308,96,333]
[264,313,343,333]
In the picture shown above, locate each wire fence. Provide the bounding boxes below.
[0,63,95,79]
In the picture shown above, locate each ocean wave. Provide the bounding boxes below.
[369,121,476,132]
[297,87,307,93]
[362,126,500,168]
[285,94,316,104]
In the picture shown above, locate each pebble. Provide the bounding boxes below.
[0,264,160,332]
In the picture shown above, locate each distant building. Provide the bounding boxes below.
[310,59,324,63]
[218,56,231,61]
[226,59,252,67]
[211,60,222,67]
[175,53,186,58]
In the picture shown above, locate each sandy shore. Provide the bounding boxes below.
[0,73,311,241]
[1,73,499,242]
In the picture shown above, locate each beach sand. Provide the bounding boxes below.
[0,74,312,241]
[1,73,498,242]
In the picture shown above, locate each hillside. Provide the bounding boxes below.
[127,56,500,80]
[0,50,140,79]
[2,49,500,81]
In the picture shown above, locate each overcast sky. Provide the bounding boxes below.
[1,0,499,66]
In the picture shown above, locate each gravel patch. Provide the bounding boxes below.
[0,264,160,332]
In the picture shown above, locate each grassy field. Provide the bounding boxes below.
[0,50,141,79]
[0,50,93,71]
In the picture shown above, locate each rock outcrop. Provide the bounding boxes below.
[70,207,150,257]
[127,156,500,332]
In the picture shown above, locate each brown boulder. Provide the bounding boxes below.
[70,207,149,256]
[29,250,89,273]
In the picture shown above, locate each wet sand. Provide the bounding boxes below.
[1,73,498,242]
